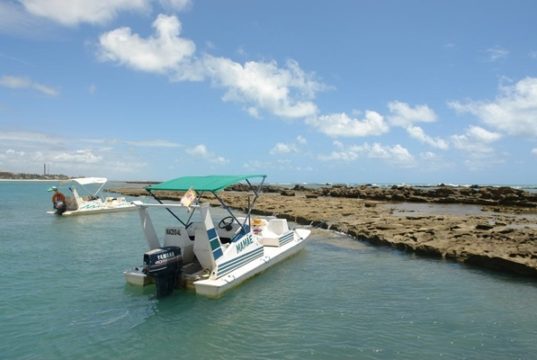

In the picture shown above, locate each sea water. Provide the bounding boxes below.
[1,181,537,360]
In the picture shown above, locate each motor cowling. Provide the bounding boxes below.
[54,201,66,215]
[143,246,182,298]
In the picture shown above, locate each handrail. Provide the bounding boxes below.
[132,201,199,208]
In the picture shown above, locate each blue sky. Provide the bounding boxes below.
[1,0,536,184]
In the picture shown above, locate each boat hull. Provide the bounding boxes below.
[124,268,153,286]
[61,204,137,216]
[124,234,307,297]
[194,235,306,298]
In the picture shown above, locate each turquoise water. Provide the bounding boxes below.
[1,181,537,359]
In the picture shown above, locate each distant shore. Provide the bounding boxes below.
[0,179,61,182]
[109,183,537,278]
[0,171,70,181]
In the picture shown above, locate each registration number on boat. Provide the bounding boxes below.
[166,228,182,236]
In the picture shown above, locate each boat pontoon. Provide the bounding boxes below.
[124,175,311,298]
[47,177,136,216]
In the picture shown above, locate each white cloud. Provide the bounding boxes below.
[0,131,186,176]
[367,143,414,165]
[20,0,149,26]
[319,149,359,161]
[159,0,191,11]
[420,151,438,160]
[451,126,501,154]
[242,159,312,172]
[125,139,181,148]
[319,142,415,167]
[270,143,296,155]
[0,131,62,144]
[307,111,389,137]
[0,1,52,38]
[485,46,509,62]
[387,101,437,127]
[449,77,537,137]
[2,132,181,150]
[242,160,266,170]
[531,148,537,157]
[0,136,156,179]
[269,136,307,155]
[186,144,208,157]
[247,107,260,118]
[0,75,58,96]
[99,14,196,75]
[185,144,228,164]
[80,137,181,148]
[406,125,449,149]
[2,75,26,87]
[466,125,502,143]
[203,56,320,119]
[98,14,322,119]
[5,149,25,157]
[51,149,102,164]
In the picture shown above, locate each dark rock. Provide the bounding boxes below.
[280,190,295,196]
[476,223,494,230]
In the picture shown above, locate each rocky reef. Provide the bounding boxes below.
[313,184,537,208]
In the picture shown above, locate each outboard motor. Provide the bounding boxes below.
[143,246,182,298]
[54,201,66,215]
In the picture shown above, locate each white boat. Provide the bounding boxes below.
[124,175,311,298]
[47,177,136,216]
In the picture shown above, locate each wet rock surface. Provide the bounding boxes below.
[109,184,537,278]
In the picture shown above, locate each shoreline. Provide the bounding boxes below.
[0,179,60,182]
[108,184,537,278]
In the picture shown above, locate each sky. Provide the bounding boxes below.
[1,0,536,184]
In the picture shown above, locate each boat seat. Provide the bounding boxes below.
[266,219,289,236]
[220,237,231,244]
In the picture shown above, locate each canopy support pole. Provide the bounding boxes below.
[147,190,188,227]
[244,176,265,221]
[95,182,106,197]
[212,192,244,233]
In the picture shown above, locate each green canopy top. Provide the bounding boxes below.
[146,175,266,193]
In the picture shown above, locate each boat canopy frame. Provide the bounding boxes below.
[60,177,108,197]
[145,175,267,236]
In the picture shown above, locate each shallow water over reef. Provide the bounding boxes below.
[1,181,537,359]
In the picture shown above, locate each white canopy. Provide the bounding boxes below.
[71,177,107,185]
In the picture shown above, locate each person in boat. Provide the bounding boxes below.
[49,186,67,215]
